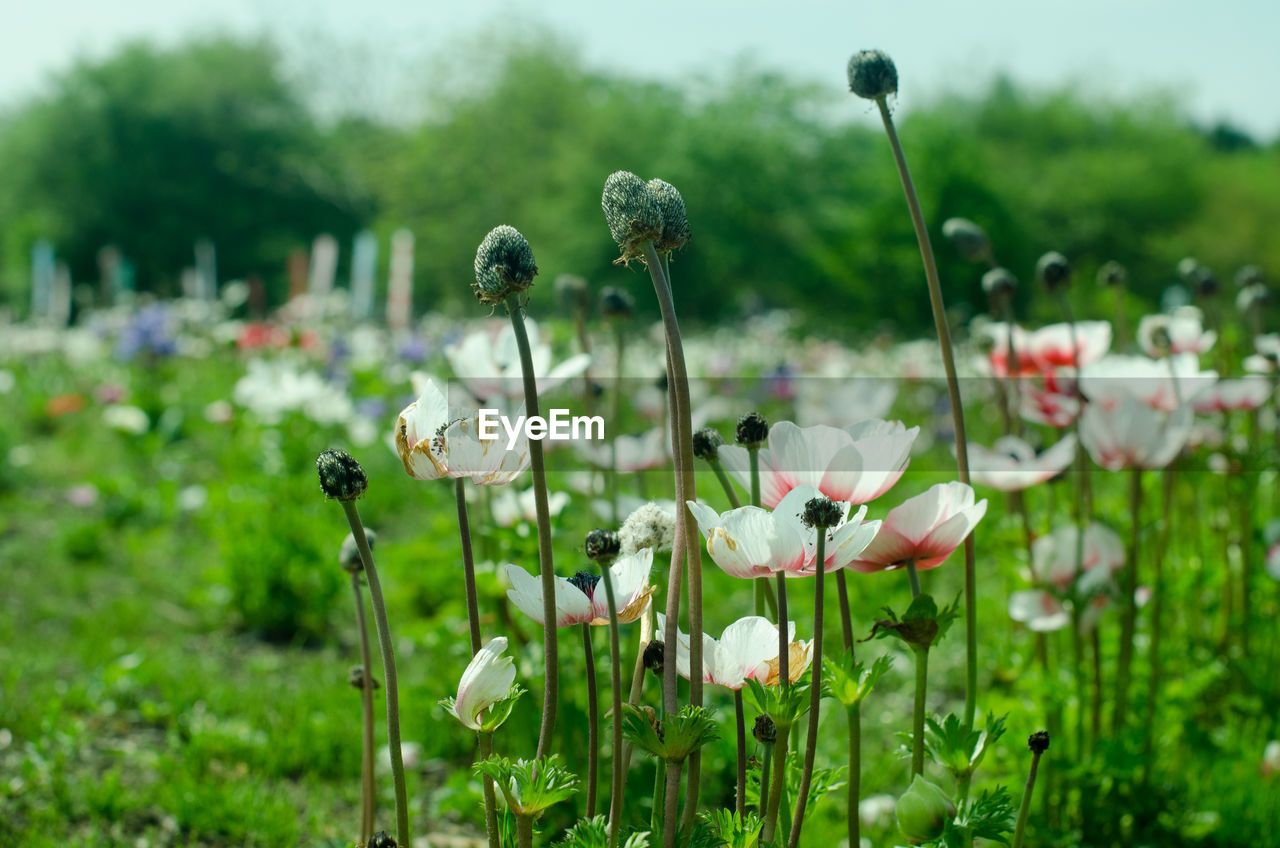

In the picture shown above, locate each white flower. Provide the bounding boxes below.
[847,482,987,573]
[394,378,530,485]
[656,614,797,690]
[491,487,570,528]
[1031,523,1125,592]
[504,549,655,627]
[966,434,1077,492]
[1080,392,1192,471]
[1080,353,1216,412]
[102,404,149,435]
[1137,307,1216,357]
[1008,590,1071,632]
[445,319,591,402]
[444,637,517,731]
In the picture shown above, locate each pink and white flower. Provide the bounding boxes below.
[1080,354,1216,412]
[846,482,987,573]
[1019,383,1080,428]
[1137,307,1216,358]
[717,419,919,509]
[1030,523,1125,593]
[656,614,805,690]
[966,434,1077,491]
[395,378,530,485]
[1024,321,1113,374]
[1192,377,1273,413]
[504,549,655,627]
[1080,392,1192,471]
[443,637,517,731]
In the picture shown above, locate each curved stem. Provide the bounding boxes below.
[340,501,410,846]
[581,623,599,818]
[456,478,483,655]
[506,295,560,761]
[875,96,977,728]
[787,536,826,848]
[351,574,376,844]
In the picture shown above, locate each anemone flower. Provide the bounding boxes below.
[655,614,800,690]
[445,318,592,403]
[1191,377,1273,414]
[576,427,668,472]
[977,323,1037,379]
[1079,353,1217,412]
[1008,590,1111,634]
[1079,392,1192,471]
[846,482,987,573]
[442,637,517,731]
[717,419,919,509]
[966,434,1077,491]
[1019,383,1080,428]
[504,548,655,627]
[685,484,881,579]
[491,487,571,529]
[1031,523,1126,592]
[394,378,530,485]
[1137,307,1216,357]
[1023,321,1113,374]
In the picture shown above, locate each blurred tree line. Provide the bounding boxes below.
[0,32,1276,335]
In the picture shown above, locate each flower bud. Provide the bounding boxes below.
[1194,267,1220,298]
[895,775,955,845]
[1028,730,1050,754]
[643,640,665,676]
[1235,264,1264,288]
[369,832,398,848]
[555,274,589,311]
[648,178,691,252]
[602,171,663,260]
[473,225,538,306]
[1177,256,1202,284]
[599,286,635,319]
[585,528,621,564]
[846,49,898,100]
[752,714,777,745]
[981,267,1018,299]
[802,495,843,530]
[1097,260,1128,288]
[691,427,725,462]
[1035,251,1071,292]
[339,528,375,573]
[941,218,991,263]
[348,664,379,690]
[316,449,367,502]
[1140,315,1173,356]
[735,412,769,447]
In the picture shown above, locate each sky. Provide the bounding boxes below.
[3,0,1279,139]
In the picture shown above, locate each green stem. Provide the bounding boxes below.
[456,478,483,655]
[788,532,827,848]
[758,744,773,821]
[749,445,762,507]
[600,562,625,848]
[516,813,534,848]
[836,570,854,654]
[1011,748,1046,848]
[478,731,500,848]
[734,689,747,819]
[506,295,560,762]
[663,759,682,848]
[351,574,376,844]
[847,705,861,848]
[708,457,742,509]
[761,731,790,844]
[912,647,929,778]
[875,96,977,729]
[581,623,599,818]
[1113,468,1142,735]
[651,758,666,838]
[339,501,410,846]
[1142,463,1176,785]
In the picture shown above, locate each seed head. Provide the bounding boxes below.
[846,49,898,100]
[981,267,1018,299]
[555,273,589,311]
[802,495,844,530]
[567,569,601,597]
[602,170,663,261]
[473,225,538,306]
[619,502,676,557]
[753,714,777,745]
[735,412,769,447]
[316,449,367,502]
[1028,730,1050,754]
[599,286,635,320]
[1097,260,1128,288]
[1035,251,1071,292]
[1235,264,1264,288]
[941,218,991,263]
[585,528,622,564]
[339,528,376,573]
[692,427,725,462]
[643,640,665,676]
[369,831,398,848]
[647,178,691,252]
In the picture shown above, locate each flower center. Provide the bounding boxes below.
[567,570,600,598]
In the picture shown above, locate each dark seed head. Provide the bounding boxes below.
[339,528,376,573]
[599,286,635,319]
[585,529,622,564]
[473,225,538,306]
[941,218,991,263]
[643,640,665,676]
[369,831,398,848]
[753,714,777,745]
[647,178,691,252]
[555,274,589,311]
[692,427,725,462]
[1028,730,1050,754]
[348,665,379,690]
[981,267,1018,299]
[802,495,844,530]
[846,49,898,100]
[1235,264,1264,288]
[316,449,367,502]
[1097,260,1128,288]
[1035,251,1071,292]
[567,569,601,598]
[735,412,769,447]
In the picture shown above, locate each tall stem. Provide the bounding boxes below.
[516,813,534,848]
[734,689,748,818]
[506,296,560,761]
[663,759,682,848]
[581,622,599,818]
[1010,746,1046,848]
[1142,464,1176,784]
[788,535,827,848]
[351,574,377,844]
[478,731,500,848]
[340,501,410,846]
[1113,468,1142,734]
[707,457,742,509]
[847,705,862,848]
[456,478,483,655]
[836,571,854,653]
[761,731,790,844]
[906,558,928,777]
[758,744,773,819]
[875,96,977,728]
[599,563,624,848]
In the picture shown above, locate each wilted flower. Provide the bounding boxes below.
[847,482,987,573]
[966,434,1077,491]
[505,548,655,627]
[618,502,677,557]
[394,378,530,485]
[441,637,519,732]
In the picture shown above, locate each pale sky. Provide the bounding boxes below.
[3,0,1279,139]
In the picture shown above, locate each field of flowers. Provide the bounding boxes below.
[3,50,1280,848]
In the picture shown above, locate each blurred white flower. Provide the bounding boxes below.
[394,378,529,486]
[505,549,654,627]
[1137,307,1216,357]
[1080,393,1192,470]
[445,319,590,402]
[491,487,570,528]
[966,434,1077,491]
[102,404,149,435]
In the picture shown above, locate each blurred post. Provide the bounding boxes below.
[386,228,414,331]
[351,229,378,321]
[50,263,72,327]
[195,238,218,301]
[287,249,309,302]
[309,234,339,299]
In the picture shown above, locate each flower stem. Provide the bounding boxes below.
[875,96,977,729]
[708,456,742,509]
[836,571,854,654]
[456,478,483,655]
[478,731,500,848]
[787,535,827,848]
[581,622,599,818]
[761,730,790,844]
[1011,744,1046,848]
[1142,463,1176,785]
[516,813,534,848]
[846,705,861,848]
[1113,467,1142,735]
[610,320,626,527]
[350,573,377,844]
[506,295,560,762]
[339,501,409,846]
[906,558,927,777]
[599,562,625,848]
[759,744,773,820]
[663,759,682,848]
[734,689,747,819]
